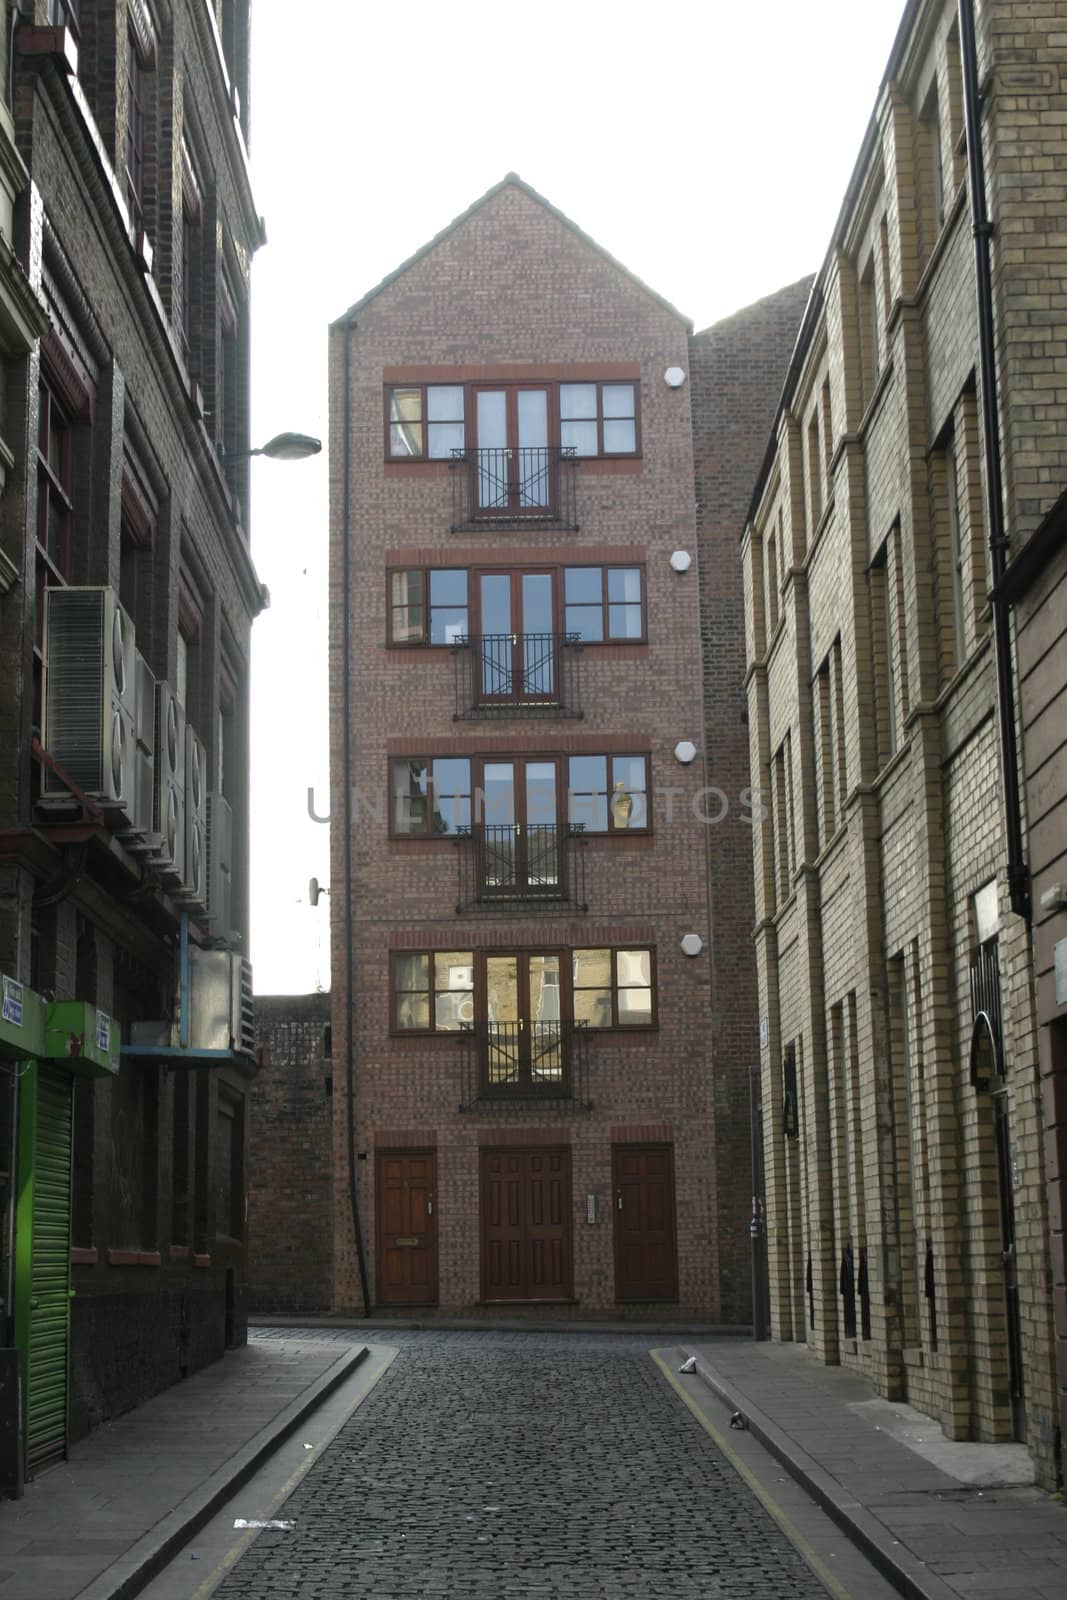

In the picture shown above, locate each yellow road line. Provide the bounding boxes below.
[188,1348,397,1600]
[650,1349,857,1600]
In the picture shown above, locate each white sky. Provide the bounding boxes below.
[247,0,905,995]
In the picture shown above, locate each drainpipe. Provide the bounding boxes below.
[958,0,1030,922]
[341,318,371,1314]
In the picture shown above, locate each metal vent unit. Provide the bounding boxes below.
[205,792,233,928]
[118,651,156,844]
[41,587,137,814]
[187,948,255,1058]
[149,679,185,875]
[176,724,207,908]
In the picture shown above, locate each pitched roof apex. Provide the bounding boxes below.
[331,173,692,330]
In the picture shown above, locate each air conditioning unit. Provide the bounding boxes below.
[206,792,233,928]
[118,651,156,845]
[175,723,207,908]
[41,587,137,816]
[187,947,255,1058]
[149,679,185,876]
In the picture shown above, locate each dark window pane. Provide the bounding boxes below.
[603,419,636,454]
[561,419,597,456]
[617,988,652,1025]
[430,606,468,645]
[393,761,429,832]
[427,386,464,421]
[390,421,423,456]
[565,567,602,603]
[612,754,646,792]
[390,389,422,422]
[395,992,430,1029]
[602,384,635,418]
[394,953,429,992]
[607,568,641,602]
[560,383,597,418]
[570,791,608,832]
[608,604,643,639]
[566,605,603,642]
[569,755,606,792]
[430,569,468,604]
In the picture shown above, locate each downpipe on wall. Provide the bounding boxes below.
[958,0,1030,922]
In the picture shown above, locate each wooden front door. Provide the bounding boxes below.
[613,1144,678,1302]
[376,1150,437,1306]
[480,1147,572,1301]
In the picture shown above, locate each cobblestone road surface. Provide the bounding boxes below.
[215,1330,827,1599]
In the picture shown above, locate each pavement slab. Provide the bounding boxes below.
[688,1337,1067,1600]
[0,1336,367,1600]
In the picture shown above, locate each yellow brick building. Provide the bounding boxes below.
[740,0,1064,1486]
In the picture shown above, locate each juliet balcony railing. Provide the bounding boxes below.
[452,632,583,720]
[455,823,588,914]
[450,446,579,531]
[458,1019,592,1111]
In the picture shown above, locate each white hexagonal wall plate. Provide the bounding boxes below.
[674,740,697,764]
[670,550,692,574]
[664,366,687,388]
[680,933,704,957]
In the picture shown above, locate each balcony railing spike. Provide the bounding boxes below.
[455,824,587,914]
[458,1019,592,1111]
[452,633,583,720]
[450,446,578,531]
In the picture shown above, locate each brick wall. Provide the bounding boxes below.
[738,0,1059,1487]
[249,994,333,1315]
[0,0,260,1450]
[689,279,814,1322]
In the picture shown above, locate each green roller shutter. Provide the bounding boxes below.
[16,1063,73,1470]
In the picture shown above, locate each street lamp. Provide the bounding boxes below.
[251,431,321,460]
[224,431,322,462]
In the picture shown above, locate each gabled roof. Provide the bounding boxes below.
[331,172,692,331]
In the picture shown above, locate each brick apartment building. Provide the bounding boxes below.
[740,0,1064,1486]
[0,0,263,1488]
[326,176,808,1321]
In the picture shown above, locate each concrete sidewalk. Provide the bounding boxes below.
[0,1334,367,1600]
[688,1338,1067,1600]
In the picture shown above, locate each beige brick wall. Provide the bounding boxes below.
[740,0,1060,1485]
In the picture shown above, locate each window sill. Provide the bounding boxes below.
[193,1253,212,1268]
[106,1249,161,1268]
[169,1244,190,1261]
[477,1298,578,1307]
[71,1247,97,1266]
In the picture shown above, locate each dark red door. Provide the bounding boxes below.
[376,1150,437,1306]
[613,1144,678,1301]
[481,1147,572,1301]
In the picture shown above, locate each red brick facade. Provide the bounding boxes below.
[325,177,807,1321]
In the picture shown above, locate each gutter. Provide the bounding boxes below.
[340,319,371,1314]
[958,0,1030,921]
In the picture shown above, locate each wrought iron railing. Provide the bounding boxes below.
[458,1019,591,1110]
[455,824,588,913]
[452,632,583,719]
[450,446,578,530]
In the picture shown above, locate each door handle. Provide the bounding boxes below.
[617,1193,623,1210]
[427,1199,433,1216]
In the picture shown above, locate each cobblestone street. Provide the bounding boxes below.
[213,1331,828,1599]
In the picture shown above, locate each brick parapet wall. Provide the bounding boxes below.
[249,994,333,1315]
